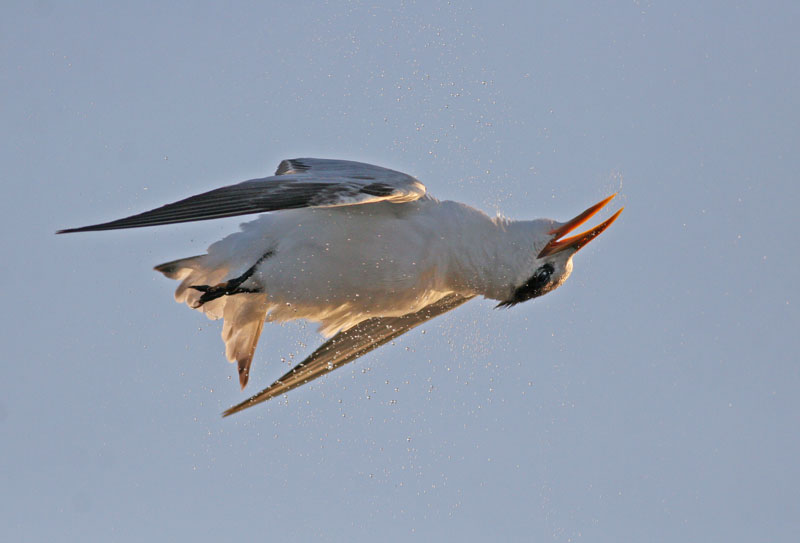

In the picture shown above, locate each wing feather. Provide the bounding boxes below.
[58,158,426,233]
[222,293,474,417]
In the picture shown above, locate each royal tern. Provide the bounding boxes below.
[59,158,622,416]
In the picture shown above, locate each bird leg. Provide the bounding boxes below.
[190,251,273,307]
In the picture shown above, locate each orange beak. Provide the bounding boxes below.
[537,194,623,258]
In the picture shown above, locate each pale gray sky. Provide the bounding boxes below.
[2,2,798,541]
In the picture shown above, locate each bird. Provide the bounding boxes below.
[58,158,622,416]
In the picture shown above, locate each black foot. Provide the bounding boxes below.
[190,251,273,307]
[191,284,259,307]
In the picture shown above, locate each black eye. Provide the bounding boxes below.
[534,266,552,283]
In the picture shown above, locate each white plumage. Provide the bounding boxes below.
[59,158,622,415]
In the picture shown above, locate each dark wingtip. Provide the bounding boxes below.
[221,398,255,418]
[56,223,128,234]
[222,381,286,417]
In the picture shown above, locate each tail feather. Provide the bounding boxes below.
[155,254,269,388]
[153,255,206,279]
[222,295,269,388]
[155,254,228,318]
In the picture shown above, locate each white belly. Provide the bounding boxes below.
[214,202,454,334]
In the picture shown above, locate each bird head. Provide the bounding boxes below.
[497,194,622,307]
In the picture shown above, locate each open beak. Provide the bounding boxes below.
[538,194,623,258]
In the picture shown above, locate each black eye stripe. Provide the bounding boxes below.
[506,263,554,305]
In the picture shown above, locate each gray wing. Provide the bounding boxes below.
[57,158,426,233]
[222,293,475,417]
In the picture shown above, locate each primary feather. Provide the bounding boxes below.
[57,158,425,233]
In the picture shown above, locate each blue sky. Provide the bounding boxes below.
[2,2,798,541]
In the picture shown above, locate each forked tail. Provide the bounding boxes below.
[154,254,268,388]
